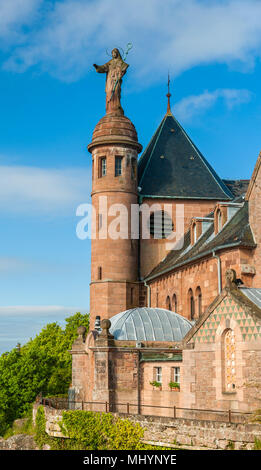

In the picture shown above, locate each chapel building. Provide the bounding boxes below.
[70,59,261,417]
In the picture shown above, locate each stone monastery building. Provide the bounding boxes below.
[70,50,261,417]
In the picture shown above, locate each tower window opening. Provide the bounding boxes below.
[115,156,123,176]
[98,266,102,280]
[99,157,106,177]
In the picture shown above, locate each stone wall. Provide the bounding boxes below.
[32,404,261,450]
[149,247,254,321]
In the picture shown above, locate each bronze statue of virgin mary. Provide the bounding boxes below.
[93,48,129,115]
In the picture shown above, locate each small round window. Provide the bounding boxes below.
[149,211,174,239]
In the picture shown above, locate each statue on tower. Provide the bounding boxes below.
[93,48,129,115]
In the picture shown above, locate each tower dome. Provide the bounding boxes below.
[88,114,142,153]
[109,307,192,341]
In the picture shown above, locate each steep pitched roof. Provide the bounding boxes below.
[146,201,256,281]
[138,113,233,200]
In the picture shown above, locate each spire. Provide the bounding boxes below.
[166,72,172,115]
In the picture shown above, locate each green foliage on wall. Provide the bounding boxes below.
[0,312,89,436]
[35,408,171,450]
[60,410,145,450]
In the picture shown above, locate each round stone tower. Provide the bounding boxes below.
[88,106,142,328]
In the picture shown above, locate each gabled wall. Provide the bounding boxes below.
[183,289,261,412]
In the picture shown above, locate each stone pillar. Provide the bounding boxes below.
[92,319,115,409]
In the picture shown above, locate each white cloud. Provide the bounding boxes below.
[1,0,261,82]
[0,0,43,45]
[175,88,252,122]
[0,165,91,215]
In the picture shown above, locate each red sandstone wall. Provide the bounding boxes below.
[185,294,261,413]
[140,198,220,278]
[246,153,261,286]
[148,247,254,319]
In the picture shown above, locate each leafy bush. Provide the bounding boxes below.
[35,409,171,450]
[0,312,89,436]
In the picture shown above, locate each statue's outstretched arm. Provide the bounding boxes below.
[93,63,109,73]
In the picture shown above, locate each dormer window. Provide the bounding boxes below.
[190,220,200,245]
[193,223,197,244]
[217,209,222,232]
[214,205,226,234]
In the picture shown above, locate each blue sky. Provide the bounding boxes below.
[0,0,261,353]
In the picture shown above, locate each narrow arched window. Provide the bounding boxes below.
[98,266,102,280]
[188,289,195,320]
[223,329,236,392]
[172,293,177,312]
[195,286,202,318]
[166,295,171,310]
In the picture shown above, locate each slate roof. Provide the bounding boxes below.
[138,113,233,200]
[109,307,192,341]
[222,179,250,197]
[146,201,256,281]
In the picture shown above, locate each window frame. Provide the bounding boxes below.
[115,156,123,177]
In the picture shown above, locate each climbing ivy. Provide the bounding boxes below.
[35,409,171,450]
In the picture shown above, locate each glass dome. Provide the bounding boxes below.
[109,307,192,341]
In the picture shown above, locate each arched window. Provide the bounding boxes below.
[195,286,202,317]
[223,329,236,392]
[166,295,171,310]
[172,293,177,312]
[98,266,102,280]
[188,289,195,320]
[149,211,174,239]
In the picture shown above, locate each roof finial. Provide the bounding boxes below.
[166,72,172,115]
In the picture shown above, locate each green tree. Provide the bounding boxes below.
[0,312,89,436]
